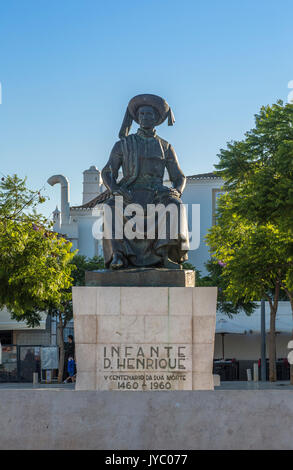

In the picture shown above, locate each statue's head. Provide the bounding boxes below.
[119,94,175,139]
[137,105,158,129]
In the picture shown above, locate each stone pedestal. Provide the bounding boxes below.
[85,268,195,287]
[72,286,217,391]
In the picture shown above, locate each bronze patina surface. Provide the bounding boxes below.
[100,94,190,272]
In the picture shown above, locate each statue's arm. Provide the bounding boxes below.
[165,144,186,195]
[101,141,123,192]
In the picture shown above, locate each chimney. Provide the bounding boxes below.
[82,166,102,205]
[47,174,70,225]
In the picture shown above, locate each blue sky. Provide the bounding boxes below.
[0,0,292,217]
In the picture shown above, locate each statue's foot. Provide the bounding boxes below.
[163,258,182,270]
[110,253,124,270]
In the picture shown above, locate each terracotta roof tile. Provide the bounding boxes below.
[186,172,221,180]
[71,189,111,209]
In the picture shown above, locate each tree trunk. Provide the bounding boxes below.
[287,292,293,385]
[267,281,280,382]
[57,313,65,384]
[268,306,277,382]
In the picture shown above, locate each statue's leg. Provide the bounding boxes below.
[110,252,124,270]
[153,195,186,269]
[103,198,128,269]
[161,246,182,270]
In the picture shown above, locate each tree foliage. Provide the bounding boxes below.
[71,254,104,286]
[200,259,256,317]
[215,100,293,232]
[47,253,104,382]
[183,260,256,317]
[0,174,75,326]
[206,194,290,302]
[207,100,293,380]
[206,193,292,381]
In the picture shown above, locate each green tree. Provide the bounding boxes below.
[207,192,292,381]
[51,254,104,383]
[71,254,104,286]
[212,100,293,380]
[201,259,256,318]
[183,261,256,317]
[0,174,105,382]
[215,100,293,233]
[0,174,75,323]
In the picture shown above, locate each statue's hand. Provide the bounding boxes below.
[169,188,182,199]
[112,187,133,203]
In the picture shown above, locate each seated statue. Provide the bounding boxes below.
[101,93,189,270]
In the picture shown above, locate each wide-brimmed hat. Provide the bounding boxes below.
[119,93,175,138]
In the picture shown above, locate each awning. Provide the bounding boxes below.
[0,308,47,331]
[216,317,250,334]
[216,301,293,335]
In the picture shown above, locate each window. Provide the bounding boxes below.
[0,330,12,345]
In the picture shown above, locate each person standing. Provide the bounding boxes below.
[64,335,75,382]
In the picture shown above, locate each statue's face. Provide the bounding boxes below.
[138,106,157,129]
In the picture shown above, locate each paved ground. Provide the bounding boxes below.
[0,381,293,390]
[215,380,293,390]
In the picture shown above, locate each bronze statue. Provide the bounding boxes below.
[101,94,189,270]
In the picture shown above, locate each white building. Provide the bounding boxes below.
[47,166,105,259]
[181,172,225,274]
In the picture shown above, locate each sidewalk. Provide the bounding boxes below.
[0,382,75,390]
